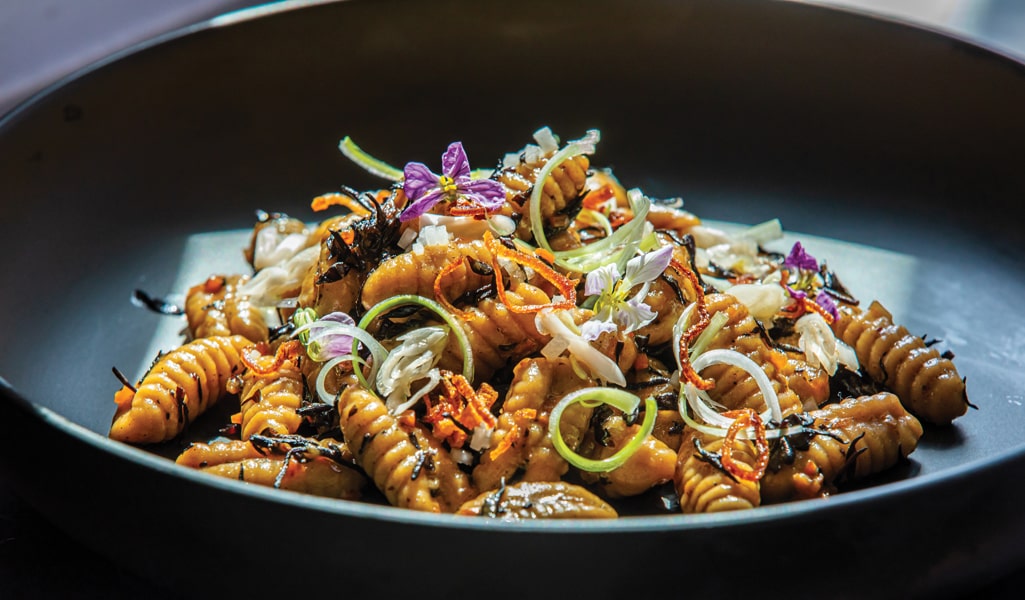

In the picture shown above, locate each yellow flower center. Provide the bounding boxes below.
[439,175,458,196]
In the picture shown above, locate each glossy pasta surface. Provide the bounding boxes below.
[106,127,969,518]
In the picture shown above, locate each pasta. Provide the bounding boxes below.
[108,126,971,519]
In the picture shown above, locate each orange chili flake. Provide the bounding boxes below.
[397,409,417,430]
[487,408,538,460]
[203,275,225,294]
[447,202,489,219]
[310,192,373,215]
[483,231,576,314]
[801,296,835,325]
[582,184,616,210]
[433,257,475,321]
[633,352,650,372]
[113,385,135,409]
[533,247,556,265]
[241,340,301,375]
[671,257,715,391]
[719,408,769,482]
[422,371,500,448]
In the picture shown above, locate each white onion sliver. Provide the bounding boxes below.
[690,348,783,424]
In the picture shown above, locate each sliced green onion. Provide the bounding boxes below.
[677,348,783,431]
[528,131,600,254]
[315,354,367,404]
[736,218,783,246]
[549,388,657,472]
[338,136,403,181]
[576,208,614,238]
[292,307,317,345]
[293,320,390,390]
[688,310,729,360]
[358,294,474,384]
[555,189,651,273]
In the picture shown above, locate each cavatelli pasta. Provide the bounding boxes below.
[109,125,970,520]
[832,300,969,425]
[185,274,268,343]
[457,480,618,519]
[700,293,805,417]
[175,438,265,468]
[360,239,494,310]
[337,382,476,512]
[109,335,253,444]
[201,455,366,500]
[674,429,762,513]
[236,349,306,440]
[498,151,590,249]
[760,392,923,503]
[473,357,596,491]
[434,283,553,382]
[578,414,677,498]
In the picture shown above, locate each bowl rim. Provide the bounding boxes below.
[3,0,1024,533]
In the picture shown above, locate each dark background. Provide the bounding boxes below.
[2,1,1024,598]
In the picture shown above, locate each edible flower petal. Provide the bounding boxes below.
[585,244,673,334]
[400,142,506,222]
[784,241,818,272]
[535,308,627,386]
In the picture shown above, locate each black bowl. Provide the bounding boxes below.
[3,0,1025,598]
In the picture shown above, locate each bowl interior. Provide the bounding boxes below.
[2,0,1025,593]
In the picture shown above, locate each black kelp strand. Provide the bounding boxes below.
[131,289,185,315]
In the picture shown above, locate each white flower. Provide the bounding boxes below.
[584,244,674,334]
[535,308,626,386]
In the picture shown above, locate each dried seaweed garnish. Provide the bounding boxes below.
[827,366,883,406]
[131,289,184,315]
[819,262,858,306]
[479,478,508,518]
[766,413,844,472]
[248,433,352,488]
[317,187,403,285]
[693,437,738,484]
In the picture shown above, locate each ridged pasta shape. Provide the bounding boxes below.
[700,293,805,417]
[360,239,493,310]
[473,357,595,491]
[579,415,678,498]
[498,152,590,248]
[457,481,618,519]
[760,392,923,503]
[175,438,264,468]
[109,335,253,444]
[202,456,366,500]
[674,429,762,513]
[337,383,476,512]
[185,274,268,343]
[636,240,701,346]
[832,300,968,425]
[434,283,553,382]
[237,357,305,440]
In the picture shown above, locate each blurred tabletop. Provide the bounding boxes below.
[2,0,1025,598]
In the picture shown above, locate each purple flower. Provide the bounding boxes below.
[292,310,357,361]
[399,142,506,222]
[784,241,818,272]
[815,291,839,321]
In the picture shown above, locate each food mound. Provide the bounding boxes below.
[108,127,971,518]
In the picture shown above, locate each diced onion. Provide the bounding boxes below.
[549,388,657,472]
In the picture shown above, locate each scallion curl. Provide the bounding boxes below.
[549,387,657,472]
[358,294,474,385]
